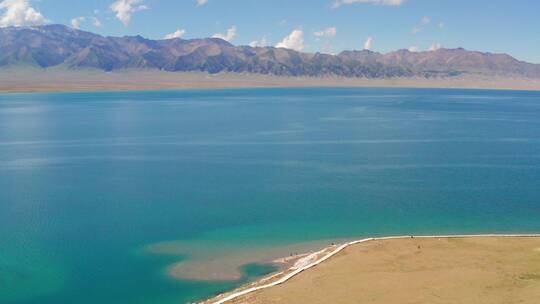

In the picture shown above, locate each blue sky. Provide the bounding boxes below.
[2,0,540,63]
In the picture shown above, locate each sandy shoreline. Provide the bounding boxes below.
[2,68,540,93]
[201,234,540,304]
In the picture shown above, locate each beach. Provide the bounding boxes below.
[2,68,540,93]
[203,235,540,304]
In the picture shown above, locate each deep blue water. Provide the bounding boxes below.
[1,87,539,303]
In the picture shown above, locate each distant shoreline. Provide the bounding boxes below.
[202,234,540,304]
[2,69,540,94]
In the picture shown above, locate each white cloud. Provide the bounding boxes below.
[212,25,237,42]
[412,16,431,34]
[110,0,147,26]
[438,22,445,28]
[421,16,431,25]
[428,42,442,51]
[408,46,419,52]
[164,29,186,40]
[0,0,46,27]
[333,0,405,8]
[314,27,337,38]
[196,0,208,6]
[363,36,373,50]
[70,16,85,29]
[92,17,102,27]
[71,16,101,29]
[249,36,267,47]
[276,29,304,51]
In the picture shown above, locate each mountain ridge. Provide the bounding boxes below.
[2,24,539,79]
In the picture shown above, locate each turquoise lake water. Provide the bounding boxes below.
[1,87,540,303]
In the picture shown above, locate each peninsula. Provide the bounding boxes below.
[203,235,540,304]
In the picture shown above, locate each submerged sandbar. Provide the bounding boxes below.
[145,239,337,281]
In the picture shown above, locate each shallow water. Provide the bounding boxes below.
[1,87,540,303]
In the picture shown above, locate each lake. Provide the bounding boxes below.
[1,87,539,303]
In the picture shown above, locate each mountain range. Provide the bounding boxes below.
[1,24,539,79]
